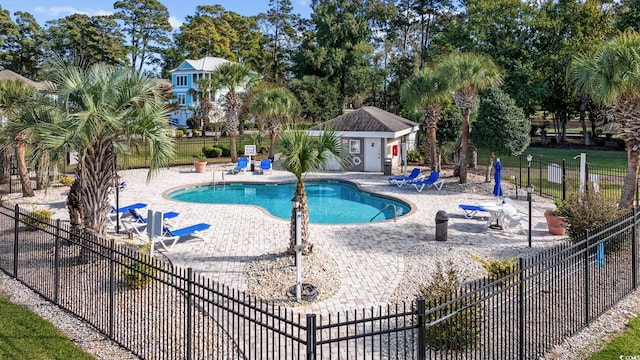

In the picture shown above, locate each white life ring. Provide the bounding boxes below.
[352,156,362,166]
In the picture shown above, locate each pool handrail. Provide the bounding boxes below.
[370,203,397,222]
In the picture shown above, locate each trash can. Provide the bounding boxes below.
[250,161,255,172]
[435,210,449,241]
[384,158,392,175]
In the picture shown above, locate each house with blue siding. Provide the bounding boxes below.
[169,57,231,126]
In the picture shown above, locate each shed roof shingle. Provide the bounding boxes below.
[315,106,418,133]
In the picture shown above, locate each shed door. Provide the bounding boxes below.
[364,138,381,172]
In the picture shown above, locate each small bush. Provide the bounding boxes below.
[222,147,230,157]
[193,129,202,137]
[175,129,184,138]
[561,184,623,242]
[593,137,605,146]
[419,261,481,350]
[469,253,518,284]
[407,149,422,163]
[58,175,74,186]
[22,207,54,231]
[202,146,222,158]
[259,146,269,154]
[121,243,156,289]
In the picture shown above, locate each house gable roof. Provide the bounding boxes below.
[315,106,418,133]
[171,57,230,73]
[0,69,50,90]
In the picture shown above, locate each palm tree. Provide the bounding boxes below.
[250,87,301,161]
[211,63,258,163]
[400,67,449,171]
[568,31,640,208]
[437,52,502,183]
[37,62,175,239]
[278,124,344,254]
[0,79,38,197]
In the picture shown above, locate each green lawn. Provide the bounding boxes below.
[589,315,640,359]
[476,147,628,169]
[0,296,93,360]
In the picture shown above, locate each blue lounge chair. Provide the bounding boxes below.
[259,159,272,174]
[155,223,211,249]
[232,157,249,174]
[407,172,444,192]
[458,204,489,219]
[108,202,147,227]
[124,209,180,236]
[111,202,147,214]
[387,168,421,186]
[128,208,180,224]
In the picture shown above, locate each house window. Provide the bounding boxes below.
[176,94,186,106]
[175,75,188,87]
[349,139,361,154]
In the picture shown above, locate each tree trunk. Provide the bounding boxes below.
[289,180,312,255]
[229,134,238,163]
[0,149,8,184]
[15,142,34,197]
[453,137,462,177]
[459,108,471,183]
[269,130,277,161]
[35,152,50,190]
[579,95,591,146]
[485,153,495,183]
[620,147,640,208]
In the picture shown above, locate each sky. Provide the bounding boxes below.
[3,1,312,29]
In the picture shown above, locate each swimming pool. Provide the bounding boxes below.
[167,180,410,224]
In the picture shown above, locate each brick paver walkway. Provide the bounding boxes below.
[99,164,564,315]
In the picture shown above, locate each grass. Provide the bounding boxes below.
[0,296,93,360]
[476,147,628,169]
[589,315,640,359]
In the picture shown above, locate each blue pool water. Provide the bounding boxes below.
[168,180,410,224]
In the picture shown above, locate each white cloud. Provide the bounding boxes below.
[168,16,182,30]
[33,6,113,18]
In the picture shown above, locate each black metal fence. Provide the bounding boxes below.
[0,204,638,359]
[513,154,633,203]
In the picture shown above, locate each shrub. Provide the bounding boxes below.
[561,184,623,242]
[469,253,518,284]
[202,146,222,158]
[222,147,230,157]
[121,243,156,289]
[22,206,54,231]
[58,175,74,186]
[418,261,481,350]
[259,146,269,154]
[175,129,184,138]
[193,129,201,137]
[407,149,422,163]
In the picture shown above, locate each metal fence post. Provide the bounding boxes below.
[562,159,567,201]
[633,208,638,289]
[417,297,426,360]
[187,268,193,360]
[109,240,115,338]
[13,204,19,277]
[306,314,317,360]
[584,230,590,325]
[519,257,525,360]
[538,157,543,197]
[54,219,61,304]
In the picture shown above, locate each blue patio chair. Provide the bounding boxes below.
[458,204,489,219]
[155,223,211,249]
[387,168,421,186]
[232,157,249,174]
[259,159,272,174]
[407,172,444,192]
